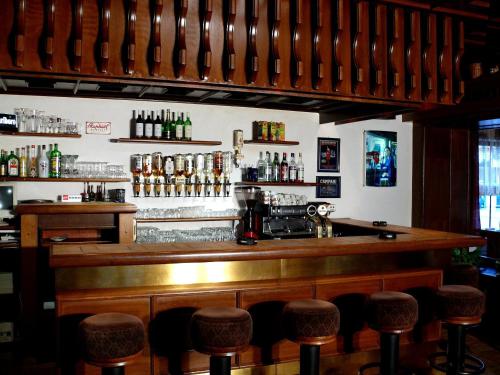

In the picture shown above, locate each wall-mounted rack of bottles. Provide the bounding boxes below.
[235,181,320,187]
[244,140,299,146]
[0,131,82,138]
[110,138,221,146]
[0,177,129,183]
[136,216,241,223]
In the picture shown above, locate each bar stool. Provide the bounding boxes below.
[429,285,486,374]
[282,299,340,375]
[190,307,252,375]
[359,291,418,375]
[79,312,145,375]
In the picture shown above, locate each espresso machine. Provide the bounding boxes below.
[235,186,262,244]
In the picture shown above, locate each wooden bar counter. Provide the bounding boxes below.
[50,219,485,375]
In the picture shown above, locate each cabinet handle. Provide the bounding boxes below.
[200,0,212,80]
[14,0,27,67]
[151,0,163,76]
[176,0,188,78]
[292,0,303,88]
[126,0,137,75]
[389,7,403,98]
[313,0,323,89]
[371,4,384,95]
[333,0,345,92]
[406,11,419,100]
[247,0,259,83]
[270,0,281,86]
[100,0,111,73]
[224,0,236,81]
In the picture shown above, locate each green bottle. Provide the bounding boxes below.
[162,110,171,140]
[175,112,184,140]
[184,112,192,141]
[170,111,176,140]
[0,150,7,177]
[49,143,62,178]
[7,151,19,177]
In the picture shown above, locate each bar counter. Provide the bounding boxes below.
[50,219,485,375]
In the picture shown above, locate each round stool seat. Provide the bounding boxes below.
[444,264,479,288]
[190,307,252,355]
[283,299,340,345]
[79,312,145,366]
[435,285,485,324]
[366,292,418,333]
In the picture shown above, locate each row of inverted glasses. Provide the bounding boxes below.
[136,227,235,243]
[14,108,81,134]
[136,207,239,219]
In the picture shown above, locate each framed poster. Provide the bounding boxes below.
[316,176,341,198]
[317,137,340,172]
[364,130,397,187]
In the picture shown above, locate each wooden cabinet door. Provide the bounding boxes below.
[383,269,442,343]
[239,285,313,366]
[151,291,236,375]
[56,296,150,375]
[316,276,382,354]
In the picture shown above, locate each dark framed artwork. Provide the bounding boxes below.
[364,130,397,187]
[317,137,340,172]
[316,176,341,198]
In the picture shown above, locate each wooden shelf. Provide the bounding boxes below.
[0,131,81,138]
[110,138,222,146]
[0,177,129,183]
[244,140,300,146]
[235,181,320,186]
[136,216,241,223]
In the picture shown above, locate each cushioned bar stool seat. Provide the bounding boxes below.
[429,285,486,374]
[190,307,252,375]
[79,312,145,375]
[360,291,418,375]
[283,299,340,375]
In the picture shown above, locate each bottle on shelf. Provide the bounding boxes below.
[264,151,272,182]
[135,110,144,138]
[49,143,62,178]
[29,144,37,177]
[19,147,28,178]
[297,152,304,183]
[280,152,289,182]
[257,151,266,182]
[289,152,297,182]
[272,152,280,182]
[144,111,154,139]
[162,109,171,140]
[7,151,19,177]
[184,112,192,141]
[154,110,162,139]
[38,145,49,178]
[0,150,7,177]
[170,111,176,140]
[175,113,184,141]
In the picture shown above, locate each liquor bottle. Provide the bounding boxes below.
[184,112,192,141]
[7,151,19,177]
[257,151,266,182]
[175,113,184,140]
[162,110,171,140]
[297,152,304,182]
[154,111,162,139]
[19,147,28,177]
[135,110,144,138]
[29,144,37,177]
[50,143,62,178]
[272,152,280,182]
[144,111,154,139]
[280,152,289,182]
[264,151,272,182]
[0,150,7,177]
[89,185,96,201]
[170,111,176,139]
[38,145,49,178]
[288,152,297,182]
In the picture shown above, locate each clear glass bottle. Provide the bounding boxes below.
[19,147,28,178]
[297,152,304,182]
[38,145,49,178]
[29,144,37,177]
[264,152,273,182]
[288,152,297,182]
[272,152,280,182]
[257,151,266,182]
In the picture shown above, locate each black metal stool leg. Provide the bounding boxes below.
[300,344,320,375]
[447,325,466,375]
[102,366,125,375]
[380,333,399,375]
[210,355,231,375]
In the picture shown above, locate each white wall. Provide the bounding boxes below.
[0,94,412,226]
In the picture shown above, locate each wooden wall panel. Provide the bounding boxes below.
[370,3,388,98]
[351,0,370,96]
[332,0,351,94]
[388,6,405,100]
[405,10,421,101]
[421,13,438,103]
[438,15,453,104]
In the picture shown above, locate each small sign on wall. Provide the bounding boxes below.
[86,121,111,135]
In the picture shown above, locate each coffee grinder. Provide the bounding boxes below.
[235,186,261,244]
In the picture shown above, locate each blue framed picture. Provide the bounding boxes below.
[316,176,341,198]
[317,138,340,172]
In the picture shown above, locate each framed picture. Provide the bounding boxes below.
[317,137,340,172]
[316,176,341,198]
[364,130,397,187]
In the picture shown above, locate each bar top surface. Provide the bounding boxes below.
[49,219,485,268]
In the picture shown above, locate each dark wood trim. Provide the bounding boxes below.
[109,138,221,145]
[224,0,237,82]
[200,0,213,80]
[175,0,188,78]
[15,202,137,215]
[72,0,84,72]
[125,0,137,75]
[150,0,163,77]
[99,0,111,73]
[291,0,303,88]
[270,0,281,87]
[312,0,323,89]
[14,0,27,67]
[453,20,465,103]
[43,0,56,70]
[247,0,259,84]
